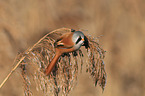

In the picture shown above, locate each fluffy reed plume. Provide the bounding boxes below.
[0,28,106,96]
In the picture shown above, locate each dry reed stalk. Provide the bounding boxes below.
[0,28,106,96]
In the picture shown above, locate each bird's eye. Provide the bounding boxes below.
[76,36,82,44]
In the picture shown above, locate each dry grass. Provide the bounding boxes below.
[0,0,145,96]
[6,28,105,96]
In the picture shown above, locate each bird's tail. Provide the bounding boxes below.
[44,54,61,75]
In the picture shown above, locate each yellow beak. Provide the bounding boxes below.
[82,38,84,41]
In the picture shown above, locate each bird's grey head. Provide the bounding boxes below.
[72,31,85,50]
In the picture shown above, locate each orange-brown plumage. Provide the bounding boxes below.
[57,32,74,48]
[44,31,85,75]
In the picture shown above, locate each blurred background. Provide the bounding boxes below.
[0,0,145,96]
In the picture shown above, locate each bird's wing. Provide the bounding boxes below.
[54,33,74,49]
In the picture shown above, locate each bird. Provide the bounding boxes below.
[44,30,86,75]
